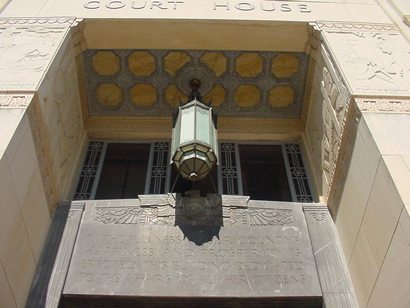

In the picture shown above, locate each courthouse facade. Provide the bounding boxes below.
[0,0,410,307]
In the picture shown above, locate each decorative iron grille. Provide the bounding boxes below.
[284,144,313,202]
[146,142,170,194]
[218,143,242,195]
[73,141,105,200]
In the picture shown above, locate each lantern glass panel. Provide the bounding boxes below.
[181,143,195,153]
[180,107,195,144]
[196,106,210,144]
[185,158,195,172]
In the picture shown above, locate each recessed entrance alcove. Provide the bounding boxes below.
[26,18,354,308]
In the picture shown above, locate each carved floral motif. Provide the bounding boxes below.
[310,212,327,222]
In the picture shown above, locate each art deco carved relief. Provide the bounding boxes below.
[0,18,75,90]
[91,194,293,227]
[317,21,410,96]
[320,46,350,196]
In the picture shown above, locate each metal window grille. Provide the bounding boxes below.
[283,143,313,202]
[145,142,171,194]
[73,141,106,200]
[218,143,243,195]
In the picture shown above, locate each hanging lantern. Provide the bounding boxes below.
[171,79,218,181]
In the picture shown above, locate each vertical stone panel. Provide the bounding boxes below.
[304,204,358,307]
[26,202,84,308]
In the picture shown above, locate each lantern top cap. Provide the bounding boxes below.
[187,78,204,103]
[181,99,210,110]
[190,78,201,90]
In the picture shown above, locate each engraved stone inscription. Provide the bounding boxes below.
[63,200,321,301]
[82,0,313,13]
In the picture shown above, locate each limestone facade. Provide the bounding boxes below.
[0,0,409,307]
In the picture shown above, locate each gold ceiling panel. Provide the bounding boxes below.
[234,85,260,108]
[235,52,263,78]
[269,85,295,108]
[92,51,120,76]
[128,51,156,77]
[204,84,226,107]
[84,50,308,118]
[271,54,300,78]
[164,51,191,76]
[200,52,227,77]
[131,83,157,107]
[165,84,187,107]
[96,83,123,107]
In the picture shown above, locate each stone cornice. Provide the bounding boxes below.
[356,98,410,113]
[0,17,77,26]
[316,21,398,32]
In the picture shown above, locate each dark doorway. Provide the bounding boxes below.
[95,143,151,199]
[239,145,291,201]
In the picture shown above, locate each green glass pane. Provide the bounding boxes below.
[195,107,210,144]
[180,107,195,144]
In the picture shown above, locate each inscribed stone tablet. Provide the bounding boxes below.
[63,198,321,305]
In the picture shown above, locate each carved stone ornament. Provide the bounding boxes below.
[316,21,398,32]
[0,18,76,26]
[309,212,327,222]
[320,46,350,196]
[0,17,77,90]
[356,98,410,113]
[91,194,292,227]
[93,206,175,225]
[0,94,32,108]
[317,21,410,96]
[227,208,294,226]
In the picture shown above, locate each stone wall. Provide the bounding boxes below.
[334,108,410,307]
[0,19,86,307]
[304,19,410,307]
[320,21,410,307]
[28,29,87,211]
[0,105,50,308]
[336,112,410,307]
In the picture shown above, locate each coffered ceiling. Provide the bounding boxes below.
[83,49,308,118]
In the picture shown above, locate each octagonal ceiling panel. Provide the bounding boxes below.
[84,50,308,118]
